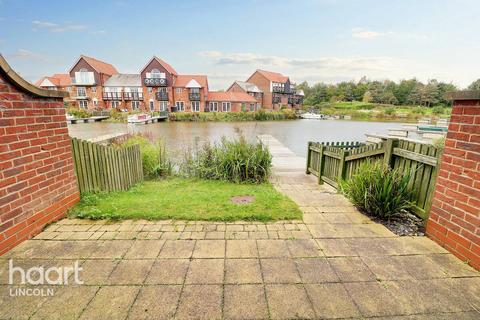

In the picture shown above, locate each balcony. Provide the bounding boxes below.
[189,93,201,101]
[102,92,122,100]
[156,91,169,101]
[144,77,167,87]
[272,86,285,94]
[124,92,144,101]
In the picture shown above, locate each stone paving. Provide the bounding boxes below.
[0,135,479,319]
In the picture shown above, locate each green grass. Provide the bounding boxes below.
[69,178,301,222]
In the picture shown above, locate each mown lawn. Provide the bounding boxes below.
[69,178,301,222]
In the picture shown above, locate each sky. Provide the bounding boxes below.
[0,0,479,90]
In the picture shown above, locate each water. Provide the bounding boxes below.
[68,120,400,158]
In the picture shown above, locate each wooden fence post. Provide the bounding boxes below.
[318,144,324,184]
[337,149,346,182]
[383,138,395,168]
[306,142,312,174]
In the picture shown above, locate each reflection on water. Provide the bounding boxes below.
[68,120,399,158]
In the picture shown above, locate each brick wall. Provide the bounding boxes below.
[0,58,80,255]
[426,92,480,270]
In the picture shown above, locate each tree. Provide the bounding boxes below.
[468,79,480,91]
[362,91,373,103]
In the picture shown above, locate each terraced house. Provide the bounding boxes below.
[35,55,302,112]
[69,55,119,110]
[245,69,304,110]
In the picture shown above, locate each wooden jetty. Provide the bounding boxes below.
[68,116,109,124]
[127,115,167,125]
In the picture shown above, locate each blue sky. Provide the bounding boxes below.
[1,0,479,90]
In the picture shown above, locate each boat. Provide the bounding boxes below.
[66,114,75,121]
[127,113,151,124]
[300,112,325,120]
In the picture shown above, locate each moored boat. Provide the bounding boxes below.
[127,113,151,124]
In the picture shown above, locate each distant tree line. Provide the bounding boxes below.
[297,77,480,107]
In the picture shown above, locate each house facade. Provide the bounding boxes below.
[34,73,73,104]
[69,55,118,110]
[227,81,263,110]
[206,92,257,112]
[102,74,144,111]
[246,70,304,110]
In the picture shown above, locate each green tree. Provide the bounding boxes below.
[468,79,480,90]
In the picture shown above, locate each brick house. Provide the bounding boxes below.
[34,73,73,105]
[69,55,118,110]
[227,81,263,110]
[206,91,257,112]
[172,75,209,112]
[140,56,178,113]
[0,55,80,254]
[246,70,304,110]
[102,74,144,111]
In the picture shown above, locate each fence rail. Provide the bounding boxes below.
[71,138,143,193]
[306,139,441,219]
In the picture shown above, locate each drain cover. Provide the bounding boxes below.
[230,195,255,204]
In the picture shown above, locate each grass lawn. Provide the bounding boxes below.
[69,178,302,222]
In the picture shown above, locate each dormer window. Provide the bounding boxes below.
[75,68,95,85]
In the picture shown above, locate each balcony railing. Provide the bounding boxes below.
[144,77,167,87]
[156,92,169,101]
[124,92,144,101]
[189,93,201,101]
[102,92,122,100]
[272,86,285,93]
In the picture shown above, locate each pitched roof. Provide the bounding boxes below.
[77,55,118,76]
[175,75,208,88]
[185,79,202,88]
[140,56,178,76]
[207,91,257,103]
[255,69,289,83]
[230,81,263,93]
[35,74,71,87]
[103,74,141,87]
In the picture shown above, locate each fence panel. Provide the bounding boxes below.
[306,138,441,220]
[71,138,143,193]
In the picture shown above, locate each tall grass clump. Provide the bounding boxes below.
[181,133,272,183]
[340,161,414,219]
[120,133,173,178]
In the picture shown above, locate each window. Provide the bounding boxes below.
[158,87,167,93]
[257,103,261,110]
[250,103,255,111]
[149,100,154,111]
[175,101,184,111]
[148,87,153,93]
[150,68,165,79]
[132,101,140,110]
[93,99,98,107]
[92,87,96,93]
[190,88,200,94]
[66,87,71,92]
[241,103,246,112]
[160,101,168,111]
[78,68,90,84]
[77,87,86,97]
[222,102,231,112]
[209,102,218,112]
[176,88,183,94]
[191,101,200,112]
[78,100,88,109]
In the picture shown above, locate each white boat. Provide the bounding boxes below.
[66,114,75,121]
[300,112,325,120]
[127,113,151,124]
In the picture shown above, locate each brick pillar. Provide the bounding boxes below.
[426,91,480,270]
[0,55,80,254]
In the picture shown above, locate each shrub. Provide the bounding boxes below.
[120,133,173,178]
[67,107,89,119]
[180,133,272,183]
[340,162,414,218]
[432,105,445,115]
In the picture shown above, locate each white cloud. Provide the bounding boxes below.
[351,27,427,40]
[32,20,87,33]
[7,49,47,61]
[90,30,107,35]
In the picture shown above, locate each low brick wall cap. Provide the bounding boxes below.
[0,54,68,98]
[445,90,480,101]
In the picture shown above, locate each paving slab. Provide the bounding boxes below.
[176,284,222,320]
[224,284,269,320]
[127,285,181,320]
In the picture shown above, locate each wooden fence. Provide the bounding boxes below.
[71,138,143,193]
[306,139,441,219]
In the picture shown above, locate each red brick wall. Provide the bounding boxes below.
[0,72,80,255]
[426,98,480,270]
